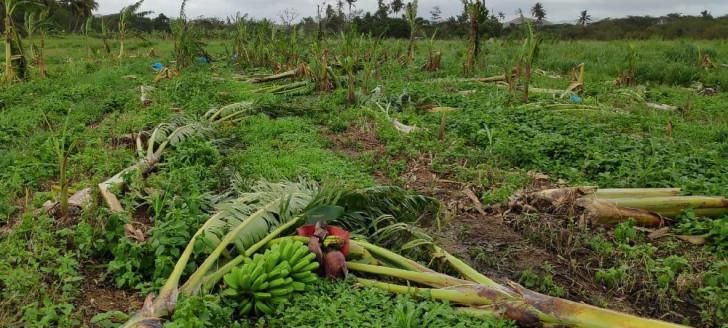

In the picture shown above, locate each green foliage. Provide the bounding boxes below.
[596,265,629,289]
[517,263,566,297]
[695,261,728,326]
[265,279,516,327]
[231,115,372,184]
[675,210,728,255]
[164,295,234,328]
[0,214,84,326]
[614,220,640,244]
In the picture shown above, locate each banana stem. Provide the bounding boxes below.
[346,262,472,288]
[431,246,502,289]
[593,188,681,199]
[352,240,435,273]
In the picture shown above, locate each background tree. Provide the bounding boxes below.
[577,10,591,27]
[390,0,404,15]
[63,0,98,32]
[498,11,505,21]
[345,0,357,20]
[375,0,389,19]
[531,2,546,24]
[430,6,442,23]
[700,10,712,19]
[278,8,300,28]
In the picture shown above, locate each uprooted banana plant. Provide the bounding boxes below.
[120,181,438,327]
[99,102,255,213]
[343,225,689,328]
[514,187,728,227]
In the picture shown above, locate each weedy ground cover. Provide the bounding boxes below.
[1,32,727,327]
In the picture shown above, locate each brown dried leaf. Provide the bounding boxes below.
[463,187,486,216]
[124,224,146,242]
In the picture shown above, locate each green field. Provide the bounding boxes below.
[1,31,727,328]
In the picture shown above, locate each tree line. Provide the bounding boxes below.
[1,0,727,40]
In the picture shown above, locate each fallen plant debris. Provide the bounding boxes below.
[512,187,728,228]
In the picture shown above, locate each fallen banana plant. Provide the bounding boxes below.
[247,64,309,83]
[518,187,728,227]
[99,102,254,213]
[345,239,688,328]
[120,181,438,327]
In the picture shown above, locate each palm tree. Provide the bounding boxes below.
[345,0,357,20]
[65,0,99,32]
[531,2,546,24]
[390,0,404,14]
[577,10,591,27]
[498,11,505,21]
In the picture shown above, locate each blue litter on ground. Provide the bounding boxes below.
[152,63,163,71]
[570,94,583,103]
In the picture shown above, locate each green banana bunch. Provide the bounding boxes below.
[222,239,319,316]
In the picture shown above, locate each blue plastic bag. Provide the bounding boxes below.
[570,94,583,104]
[152,63,164,71]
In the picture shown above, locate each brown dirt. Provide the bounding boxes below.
[325,121,637,314]
[76,265,145,326]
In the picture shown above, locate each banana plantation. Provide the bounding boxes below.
[1,0,727,327]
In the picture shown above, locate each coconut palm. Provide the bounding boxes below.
[66,0,98,31]
[577,10,592,27]
[390,0,404,14]
[345,0,357,20]
[531,2,546,24]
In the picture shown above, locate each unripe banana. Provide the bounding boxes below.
[253,292,272,299]
[291,281,306,291]
[255,301,273,315]
[240,301,253,315]
[250,273,268,290]
[269,287,293,297]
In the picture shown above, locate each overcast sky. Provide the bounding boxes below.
[95,0,728,23]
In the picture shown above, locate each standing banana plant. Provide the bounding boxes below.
[172,0,207,71]
[519,21,540,103]
[83,16,93,58]
[49,111,79,219]
[405,0,419,63]
[100,17,111,55]
[24,7,51,78]
[118,0,146,59]
[2,0,26,84]
[339,30,358,105]
[462,0,484,74]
